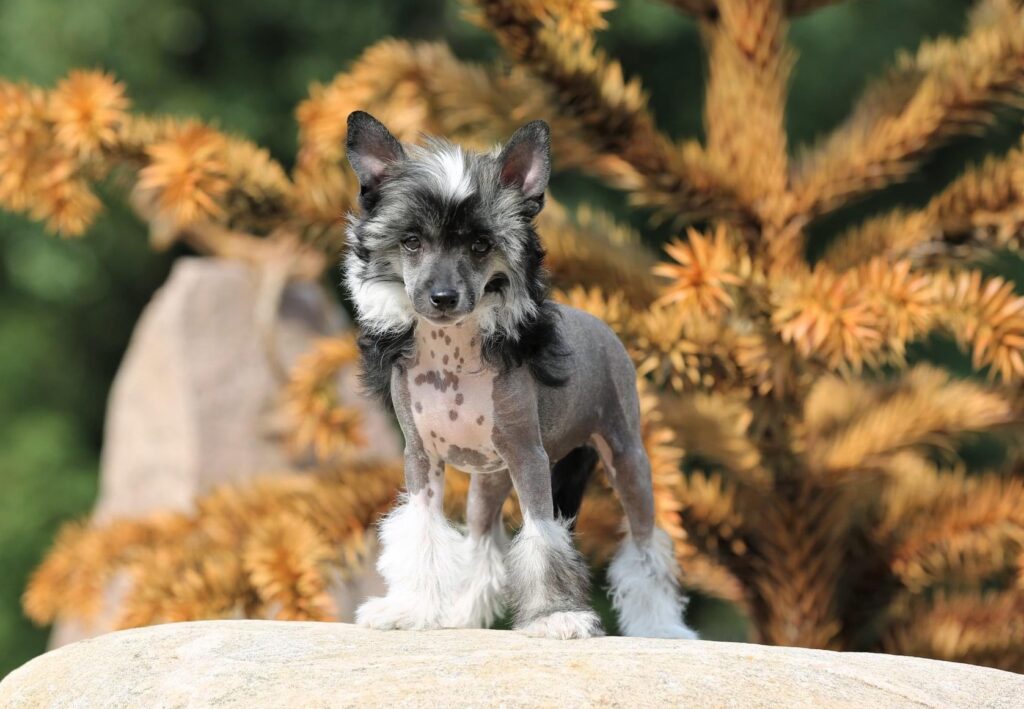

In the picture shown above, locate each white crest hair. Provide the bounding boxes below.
[414,140,474,202]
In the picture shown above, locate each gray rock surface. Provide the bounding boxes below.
[6,621,1023,708]
[94,257,399,520]
[50,258,396,647]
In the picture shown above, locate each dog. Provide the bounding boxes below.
[343,110,696,640]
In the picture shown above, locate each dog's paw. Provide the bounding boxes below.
[444,540,507,629]
[444,592,502,629]
[356,595,444,631]
[517,610,604,640]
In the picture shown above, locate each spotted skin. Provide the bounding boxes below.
[406,321,503,474]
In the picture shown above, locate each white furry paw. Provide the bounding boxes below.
[444,588,504,629]
[517,610,604,640]
[355,595,443,631]
[444,537,507,629]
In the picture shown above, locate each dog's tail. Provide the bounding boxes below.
[551,445,599,530]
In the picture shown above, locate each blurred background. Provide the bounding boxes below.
[1,0,1019,676]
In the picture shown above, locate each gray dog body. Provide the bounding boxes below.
[344,111,695,639]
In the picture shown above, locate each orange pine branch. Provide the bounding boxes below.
[540,202,661,307]
[282,336,366,462]
[675,470,750,604]
[825,137,1024,268]
[881,590,1024,671]
[664,0,846,16]
[792,2,1024,217]
[750,485,846,648]
[658,391,768,487]
[24,464,403,629]
[935,270,1024,382]
[471,0,745,222]
[702,1,793,228]
[801,367,1015,476]
[887,471,1024,592]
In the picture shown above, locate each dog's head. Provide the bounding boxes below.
[343,111,550,337]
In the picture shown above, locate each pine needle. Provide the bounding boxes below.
[793,1,1024,216]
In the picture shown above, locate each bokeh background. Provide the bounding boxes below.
[1,0,1019,676]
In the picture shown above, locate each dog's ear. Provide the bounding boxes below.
[346,111,406,211]
[498,120,550,212]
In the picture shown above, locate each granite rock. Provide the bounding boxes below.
[7,620,1023,708]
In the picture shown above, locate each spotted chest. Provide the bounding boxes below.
[406,323,505,474]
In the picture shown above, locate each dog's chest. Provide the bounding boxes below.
[406,324,503,473]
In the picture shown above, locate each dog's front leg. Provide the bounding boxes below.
[355,371,466,631]
[494,373,603,639]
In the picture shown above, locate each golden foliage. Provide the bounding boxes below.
[49,70,129,158]
[24,463,403,628]
[666,0,844,16]
[826,137,1024,267]
[137,122,229,227]
[882,590,1024,671]
[855,259,936,362]
[0,72,297,257]
[473,0,743,222]
[800,367,1015,475]
[540,202,660,306]
[633,302,746,392]
[792,0,1024,216]
[0,80,101,235]
[11,0,1024,672]
[658,391,766,487]
[702,0,792,218]
[884,469,1024,592]
[936,270,1024,381]
[772,266,883,372]
[654,226,747,316]
[282,335,366,462]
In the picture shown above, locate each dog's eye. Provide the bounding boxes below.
[401,236,421,253]
[470,238,491,255]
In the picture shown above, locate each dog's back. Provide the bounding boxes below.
[536,303,643,459]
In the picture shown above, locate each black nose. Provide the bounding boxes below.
[429,288,459,310]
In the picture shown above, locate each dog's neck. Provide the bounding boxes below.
[412,316,486,374]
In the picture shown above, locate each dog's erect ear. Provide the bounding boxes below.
[346,111,406,210]
[498,120,551,207]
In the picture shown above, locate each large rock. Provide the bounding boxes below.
[7,621,1023,708]
[51,258,397,647]
[94,257,399,519]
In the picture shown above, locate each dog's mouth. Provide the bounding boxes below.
[484,273,509,295]
[422,314,459,326]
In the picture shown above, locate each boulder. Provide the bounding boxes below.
[7,621,1023,708]
[50,258,397,647]
[93,256,399,520]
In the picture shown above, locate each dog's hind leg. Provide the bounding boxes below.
[447,471,513,628]
[593,428,698,640]
[551,445,599,531]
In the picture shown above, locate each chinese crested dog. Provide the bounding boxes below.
[344,110,696,640]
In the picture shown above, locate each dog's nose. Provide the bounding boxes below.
[429,288,459,311]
